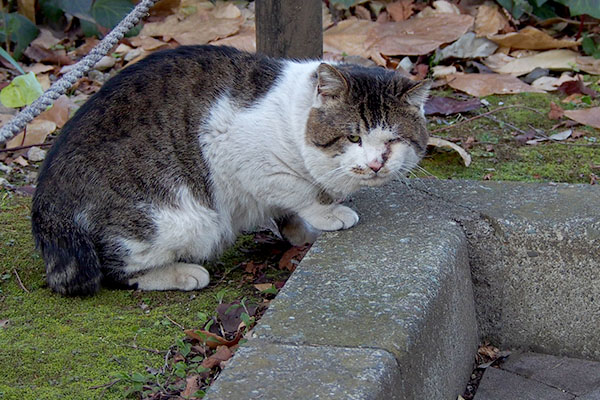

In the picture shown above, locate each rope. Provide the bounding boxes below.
[0,0,159,144]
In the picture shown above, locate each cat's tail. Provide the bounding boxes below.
[31,204,102,296]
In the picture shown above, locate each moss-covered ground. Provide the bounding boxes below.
[421,83,600,183]
[1,84,599,399]
[0,193,279,399]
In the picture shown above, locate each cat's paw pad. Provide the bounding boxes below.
[304,205,359,231]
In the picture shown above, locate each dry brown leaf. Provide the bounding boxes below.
[562,93,583,104]
[211,24,256,52]
[24,63,55,75]
[488,26,580,50]
[531,73,578,92]
[427,136,471,166]
[355,5,372,20]
[141,5,243,46]
[17,0,36,23]
[484,50,578,76]
[324,19,375,60]
[576,56,600,75]
[387,0,414,22]
[366,14,474,58]
[475,2,507,37]
[447,73,544,97]
[38,95,74,128]
[30,29,60,49]
[548,102,564,120]
[564,108,600,129]
[24,45,74,66]
[149,0,180,16]
[184,329,243,349]
[129,35,169,51]
[181,375,200,398]
[201,345,234,369]
[254,283,273,292]
[6,120,56,149]
[416,0,461,17]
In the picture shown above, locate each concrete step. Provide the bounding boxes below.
[475,352,600,399]
[205,180,600,400]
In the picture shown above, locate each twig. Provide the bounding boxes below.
[13,269,29,293]
[90,379,121,400]
[430,105,544,135]
[164,315,185,330]
[0,142,52,153]
[120,343,167,354]
[481,114,529,136]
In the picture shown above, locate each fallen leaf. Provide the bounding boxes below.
[216,301,257,333]
[564,107,600,129]
[13,156,29,166]
[436,32,498,61]
[201,345,233,369]
[386,0,414,22]
[416,0,461,17]
[24,45,74,65]
[424,96,482,115]
[141,6,243,46]
[561,93,583,104]
[184,329,243,349]
[557,78,598,98]
[181,375,200,398]
[23,63,55,74]
[30,28,60,49]
[324,19,375,60]
[367,14,474,57]
[475,2,507,37]
[6,119,56,149]
[484,49,578,76]
[211,24,256,52]
[40,95,75,129]
[254,283,273,292]
[575,56,600,75]
[549,129,572,141]
[548,102,565,120]
[530,73,578,91]
[488,26,580,50]
[278,245,310,271]
[514,130,537,144]
[572,130,586,138]
[17,0,36,23]
[129,35,169,51]
[447,73,544,97]
[355,5,372,20]
[432,65,456,78]
[427,136,471,166]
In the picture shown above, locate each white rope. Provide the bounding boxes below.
[0,0,159,144]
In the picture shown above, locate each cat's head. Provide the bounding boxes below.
[303,63,430,196]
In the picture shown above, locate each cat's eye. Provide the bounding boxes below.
[347,135,361,144]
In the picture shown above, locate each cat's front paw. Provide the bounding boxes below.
[302,205,359,231]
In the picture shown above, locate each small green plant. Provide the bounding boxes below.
[0,10,39,59]
[0,47,43,108]
[582,34,600,59]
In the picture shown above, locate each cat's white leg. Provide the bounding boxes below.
[298,203,359,231]
[278,214,321,246]
[129,263,210,291]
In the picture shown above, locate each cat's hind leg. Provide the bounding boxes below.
[128,263,210,291]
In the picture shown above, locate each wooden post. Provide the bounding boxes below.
[256,0,323,59]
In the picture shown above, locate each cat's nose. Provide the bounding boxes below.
[367,160,383,172]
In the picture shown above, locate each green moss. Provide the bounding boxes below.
[0,193,253,399]
[423,91,600,184]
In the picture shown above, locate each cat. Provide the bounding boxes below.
[31,45,430,296]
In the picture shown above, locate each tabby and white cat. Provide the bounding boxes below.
[32,45,430,296]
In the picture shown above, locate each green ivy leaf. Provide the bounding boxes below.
[0,72,43,108]
[91,0,134,29]
[0,12,40,59]
[555,0,600,19]
[59,0,95,22]
[582,35,597,56]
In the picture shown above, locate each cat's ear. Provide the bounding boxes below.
[402,79,432,108]
[316,64,348,98]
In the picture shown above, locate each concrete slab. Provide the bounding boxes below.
[205,340,400,400]
[500,352,600,396]
[407,180,600,360]
[251,184,478,399]
[474,367,575,400]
